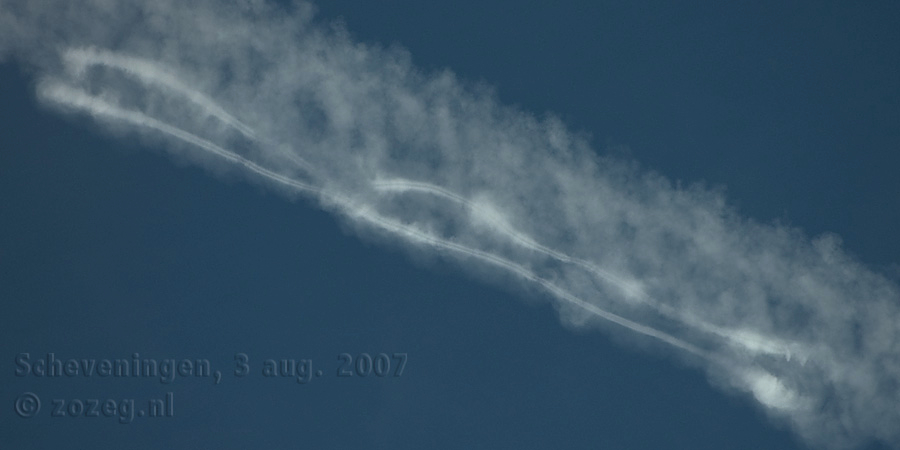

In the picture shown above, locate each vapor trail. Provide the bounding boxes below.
[64,47,715,358]
[374,177,801,361]
[5,1,899,447]
[38,80,332,203]
[62,47,257,138]
[45,53,719,358]
[59,47,320,176]
[39,80,710,358]
[373,177,671,298]
[355,205,711,357]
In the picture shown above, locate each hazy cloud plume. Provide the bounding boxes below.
[1,1,898,448]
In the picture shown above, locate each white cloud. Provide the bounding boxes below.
[2,1,898,448]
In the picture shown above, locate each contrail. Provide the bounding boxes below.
[62,47,258,139]
[45,53,725,360]
[46,74,787,363]
[4,1,899,447]
[42,73,805,401]
[37,80,333,203]
[373,177,678,300]
[61,47,320,176]
[355,205,711,358]
[39,79,710,358]
[373,177,802,362]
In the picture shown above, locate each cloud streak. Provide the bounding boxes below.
[2,1,898,448]
[38,79,708,357]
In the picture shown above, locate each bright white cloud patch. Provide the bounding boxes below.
[1,1,898,448]
[744,369,802,411]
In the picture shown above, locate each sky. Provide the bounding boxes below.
[1,1,899,449]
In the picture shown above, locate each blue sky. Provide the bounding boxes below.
[2,2,899,449]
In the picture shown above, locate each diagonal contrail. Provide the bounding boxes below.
[4,1,897,445]
[62,47,258,139]
[373,177,803,362]
[61,47,320,176]
[38,79,711,358]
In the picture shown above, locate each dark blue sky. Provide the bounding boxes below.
[2,2,899,449]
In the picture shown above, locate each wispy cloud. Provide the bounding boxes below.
[2,1,898,448]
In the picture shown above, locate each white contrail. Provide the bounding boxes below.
[38,80,334,203]
[62,47,258,139]
[47,67,796,362]
[59,45,712,360]
[354,205,710,357]
[7,1,898,444]
[373,177,802,361]
[39,80,709,358]
[61,47,320,176]
[374,177,662,297]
